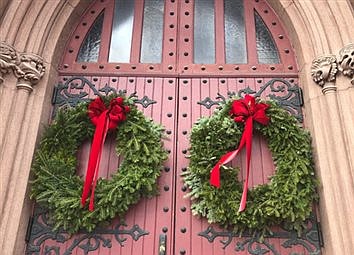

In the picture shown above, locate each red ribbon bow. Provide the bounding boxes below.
[81,97,130,211]
[210,95,269,212]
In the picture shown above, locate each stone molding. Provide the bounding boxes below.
[311,43,354,91]
[338,43,354,85]
[0,41,45,89]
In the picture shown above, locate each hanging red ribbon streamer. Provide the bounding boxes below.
[210,95,269,212]
[81,97,130,211]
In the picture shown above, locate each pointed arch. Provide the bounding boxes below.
[0,1,353,254]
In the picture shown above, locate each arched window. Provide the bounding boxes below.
[61,0,297,75]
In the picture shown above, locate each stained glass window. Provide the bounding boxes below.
[140,0,164,63]
[194,0,215,64]
[75,0,286,67]
[109,0,135,63]
[255,11,280,64]
[77,13,104,62]
[224,0,247,64]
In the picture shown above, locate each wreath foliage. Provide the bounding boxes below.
[183,99,318,236]
[31,95,167,233]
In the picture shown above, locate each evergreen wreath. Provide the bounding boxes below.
[31,95,167,233]
[183,98,318,236]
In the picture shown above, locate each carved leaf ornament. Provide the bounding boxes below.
[338,43,354,85]
[310,55,337,87]
[311,44,354,88]
[0,41,45,86]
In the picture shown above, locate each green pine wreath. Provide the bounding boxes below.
[31,95,167,233]
[183,99,318,236]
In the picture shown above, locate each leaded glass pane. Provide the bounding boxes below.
[255,11,280,64]
[140,0,164,63]
[194,0,215,64]
[224,0,247,64]
[109,0,135,63]
[77,13,104,62]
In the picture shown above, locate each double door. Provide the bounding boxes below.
[26,74,321,255]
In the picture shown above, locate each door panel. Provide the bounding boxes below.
[26,76,178,255]
[174,77,321,255]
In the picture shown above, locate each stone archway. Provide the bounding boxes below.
[266,2,354,255]
[0,1,353,254]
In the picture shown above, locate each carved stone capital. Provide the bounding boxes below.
[0,41,19,83]
[338,43,354,85]
[15,53,45,90]
[311,55,338,91]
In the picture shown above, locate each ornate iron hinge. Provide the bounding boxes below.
[199,214,322,254]
[158,234,167,255]
[197,78,304,122]
[25,216,34,243]
[26,206,150,254]
[51,76,156,109]
[298,87,304,106]
[317,221,324,247]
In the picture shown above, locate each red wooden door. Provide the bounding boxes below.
[27,75,179,255]
[173,77,321,255]
[26,1,321,254]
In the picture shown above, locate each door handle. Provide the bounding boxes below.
[158,234,167,255]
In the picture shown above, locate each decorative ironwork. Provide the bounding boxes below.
[26,207,149,255]
[197,78,304,122]
[99,83,119,95]
[130,92,157,108]
[52,76,101,107]
[52,76,156,109]
[199,214,321,255]
[197,93,225,109]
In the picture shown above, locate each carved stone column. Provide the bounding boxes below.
[338,43,354,85]
[0,52,45,251]
[0,42,19,147]
[311,54,354,254]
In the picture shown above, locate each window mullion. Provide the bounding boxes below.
[177,0,193,72]
[244,0,257,65]
[214,0,225,64]
[130,0,144,64]
[98,0,114,62]
[162,0,178,72]
[193,0,216,64]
